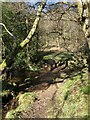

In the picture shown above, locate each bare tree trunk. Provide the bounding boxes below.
[77,0,90,80]
[78,0,90,117]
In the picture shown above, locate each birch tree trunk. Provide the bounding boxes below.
[77,0,90,80]
[78,1,90,116]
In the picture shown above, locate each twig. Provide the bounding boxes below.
[0,23,16,40]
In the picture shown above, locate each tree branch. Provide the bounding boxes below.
[0,1,46,75]
[0,23,16,40]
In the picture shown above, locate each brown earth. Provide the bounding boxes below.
[20,70,64,118]
[19,66,64,118]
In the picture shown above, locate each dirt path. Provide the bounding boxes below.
[21,84,58,118]
[3,65,66,119]
[20,68,63,118]
[3,61,85,118]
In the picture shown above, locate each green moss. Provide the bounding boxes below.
[0,90,10,97]
[73,74,82,80]
[64,90,70,100]
[5,92,37,118]
[55,87,88,118]
[80,86,90,94]
[5,110,19,119]
[17,92,37,106]
[43,55,53,60]
[64,80,74,88]
[43,52,74,63]
[0,59,7,72]
[47,70,88,118]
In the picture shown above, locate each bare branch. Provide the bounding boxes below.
[0,1,46,74]
[0,23,16,40]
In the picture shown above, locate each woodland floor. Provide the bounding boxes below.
[2,66,65,118]
[2,64,88,119]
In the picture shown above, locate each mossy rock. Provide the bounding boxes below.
[5,92,37,118]
[18,92,37,107]
[5,110,19,119]
[47,71,88,118]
